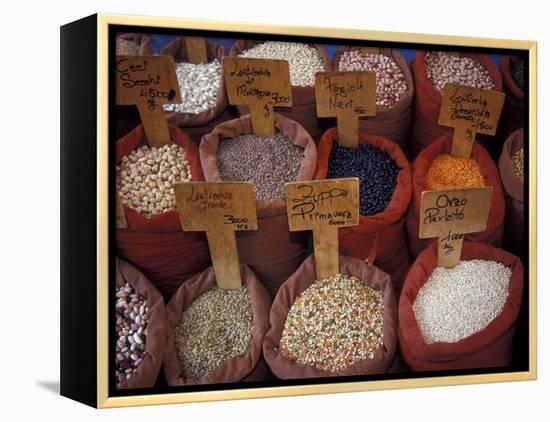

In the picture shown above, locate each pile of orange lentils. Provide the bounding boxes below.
[426,154,485,190]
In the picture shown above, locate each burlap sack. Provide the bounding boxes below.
[264,255,397,379]
[331,47,414,150]
[398,241,524,371]
[229,40,331,139]
[116,258,167,389]
[163,264,271,385]
[200,113,318,297]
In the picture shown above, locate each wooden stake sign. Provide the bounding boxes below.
[115,258,125,288]
[315,71,376,148]
[439,83,505,158]
[184,37,208,64]
[115,193,128,229]
[285,178,360,279]
[419,187,493,268]
[358,47,381,55]
[116,56,181,147]
[223,57,292,137]
[173,182,257,289]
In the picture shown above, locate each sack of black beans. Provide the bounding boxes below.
[229,40,331,140]
[163,264,271,385]
[263,255,397,379]
[200,113,318,298]
[116,124,211,302]
[398,241,524,371]
[314,128,412,293]
[497,56,524,155]
[159,37,228,128]
[499,128,524,260]
[116,33,153,56]
[410,51,503,157]
[406,134,505,258]
[331,47,414,151]
[116,258,167,389]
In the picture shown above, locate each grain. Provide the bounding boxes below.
[510,58,525,91]
[116,38,139,56]
[511,148,524,182]
[426,154,485,190]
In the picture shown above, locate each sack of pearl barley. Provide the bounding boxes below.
[409,51,503,158]
[199,113,318,298]
[263,255,397,379]
[398,241,524,371]
[116,124,211,302]
[331,47,414,151]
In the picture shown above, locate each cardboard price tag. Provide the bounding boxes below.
[315,72,376,148]
[223,57,292,137]
[174,182,257,289]
[285,178,360,279]
[439,83,505,158]
[419,187,493,268]
[184,37,208,64]
[115,258,125,288]
[116,56,181,147]
[115,193,128,229]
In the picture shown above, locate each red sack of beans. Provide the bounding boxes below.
[398,241,524,371]
[314,128,412,293]
[116,124,211,302]
[497,56,524,155]
[406,134,505,258]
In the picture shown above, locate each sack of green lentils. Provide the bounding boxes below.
[115,258,167,389]
[410,51,503,157]
[499,128,525,259]
[497,56,524,156]
[163,264,271,385]
[263,255,397,379]
[406,134,505,257]
[200,113,318,298]
[116,33,153,56]
[229,40,331,140]
[160,37,229,128]
[116,124,211,302]
[398,241,524,371]
[331,47,414,151]
[314,128,412,293]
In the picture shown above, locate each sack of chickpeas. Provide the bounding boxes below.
[115,258,167,389]
[331,47,414,151]
[410,51,503,157]
[229,40,331,139]
[116,124,211,301]
[406,134,505,258]
[499,128,525,259]
[498,56,524,153]
[200,113,318,298]
[398,241,524,371]
[163,264,271,385]
[314,128,412,292]
[116,33,153,56]
[263,255,397,379]
[159,37,228,128]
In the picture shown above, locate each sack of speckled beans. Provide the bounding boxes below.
[263,255,397,379]
[398,241,524,371]
[331,47,414,152]
[115,125,211,302]
[497,56,525,154]
[409,51,503,158]
[115,258,167,389]
[314,128,412,293]
[163,264,271,385]
[199,113,318,298]
[229,40,331,140]
[499,128,525,260]
[406,134,505,258]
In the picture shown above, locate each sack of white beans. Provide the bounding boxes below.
[229,40,331,139]
[332,47,414,151]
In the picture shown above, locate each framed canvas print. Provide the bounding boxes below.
[60,13,537,408]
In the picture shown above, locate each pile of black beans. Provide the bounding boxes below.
[327,143,399,216]
[510,58,524,91]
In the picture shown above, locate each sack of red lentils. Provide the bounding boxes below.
[497,56,524,155]
[229,40,331,140]
[116,124,211,301]
[116,33,153,56]
[406,134,505,257]
[200,113,318,298]
[115,258,167,389]
[160,37,229,128]
[264,255,397,379]
[398,241,524,371]
[410,51,503,157]
[499,128,525,259]
[163,264,271,385]
[331,47,414,151]
[314,128,412,292]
